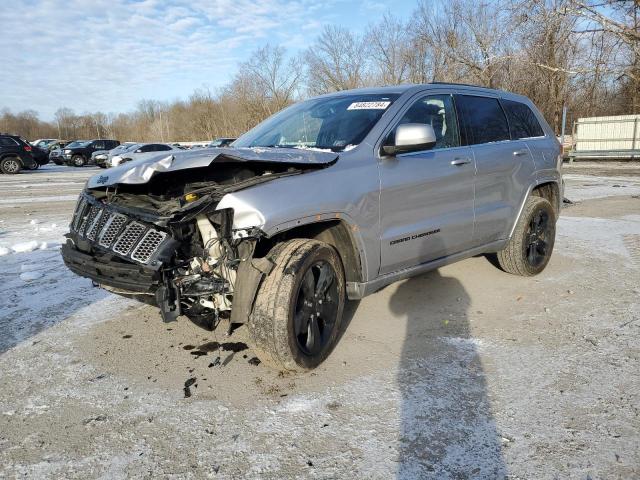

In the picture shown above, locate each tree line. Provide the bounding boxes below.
[1,0,637,142]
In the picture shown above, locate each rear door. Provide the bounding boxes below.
[378,92,475,275]
[455,94,535,243]
[502,98,557,176]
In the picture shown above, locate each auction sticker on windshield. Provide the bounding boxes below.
[347,101,391,110]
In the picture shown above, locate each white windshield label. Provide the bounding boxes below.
[347,101,391,110]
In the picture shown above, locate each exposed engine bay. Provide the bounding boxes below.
[61,151,336,330]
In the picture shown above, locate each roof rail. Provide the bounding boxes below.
[430,81,485,88]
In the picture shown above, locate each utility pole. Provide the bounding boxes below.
[159,110,165,142]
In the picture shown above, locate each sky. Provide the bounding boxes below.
[0,0,416,120]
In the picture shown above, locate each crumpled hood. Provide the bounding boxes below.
[86,147,338,189]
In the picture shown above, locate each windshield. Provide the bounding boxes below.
[234,93,400,152]
[66,141,90,148]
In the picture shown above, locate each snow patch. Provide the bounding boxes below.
[557,215,640,260]
[563,174,640,201]
[11,241,49,253]
[277,397,320,413]
[20,271,44,282]
[441,336,484,350]
[0,247,9,256]
[0,195,79,205]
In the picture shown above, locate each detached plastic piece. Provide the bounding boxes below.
[156,283,181,322]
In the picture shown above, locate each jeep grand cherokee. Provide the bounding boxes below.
[62,84,562,371]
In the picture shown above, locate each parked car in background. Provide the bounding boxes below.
[50,141,75,165]
[31,139,58,149]
[63,139,120,167]
[46,140,70,152]
[93,142,137,168]
[110,143,174,167]
[208,138,236,148]
[0,133,38,173]
[104,143,141,168]
[29,145,50,169]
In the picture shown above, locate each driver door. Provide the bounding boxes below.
[378,93,476,275]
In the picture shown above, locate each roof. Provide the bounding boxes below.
[314,83,531,103]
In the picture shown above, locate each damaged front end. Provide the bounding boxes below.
[61,148,336,329]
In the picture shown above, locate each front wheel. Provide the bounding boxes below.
[72,155,85,167]
[491,195,556,276]
[247,239,346,371]
[0,157,22,174]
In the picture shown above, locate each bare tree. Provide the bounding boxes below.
[237,44,303,115]
[412,0,518,88]
[305,25,369,94]
[569,0,640,113]
[366,14,411,84]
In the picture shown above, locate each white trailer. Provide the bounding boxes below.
[569,114,640,161]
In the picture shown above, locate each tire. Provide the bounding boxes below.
[0,157,22,174]
[27,163,39,170]
[247,239,346,371]
[492,196,556,276]
[72,155,85,167]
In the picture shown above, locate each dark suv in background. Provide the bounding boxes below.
[63,139,120,167]
[0,134,38,174]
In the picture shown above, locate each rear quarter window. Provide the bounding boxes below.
[502,99,545,139]
[0,137,19,146]
[456,95,510,145]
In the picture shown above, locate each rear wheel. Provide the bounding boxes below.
[247,239,346,371]
[491,196,556,276]
[0,157,22,174]
[72,155,85,167]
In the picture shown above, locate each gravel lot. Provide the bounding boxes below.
[0,163,639,479]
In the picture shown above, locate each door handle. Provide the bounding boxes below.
[513,149,528,157]
[451,157,471,166]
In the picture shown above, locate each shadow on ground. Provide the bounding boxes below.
[390,269,507,478]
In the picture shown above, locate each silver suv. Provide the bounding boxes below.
[62,83,562,371]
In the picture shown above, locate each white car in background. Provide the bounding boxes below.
[93,142,137,168]
[109,143,175,168]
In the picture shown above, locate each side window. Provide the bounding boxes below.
[156,144,172,151]
[502,99,544,139]
[93,141,105,150]
[395,94,460,149]
[456,95,510,145]
[0,137,18,146]
[139,145,153,152]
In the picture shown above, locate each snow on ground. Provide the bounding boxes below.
[563,173,640,201]
[0,163,639,479]
[0,166,110,352]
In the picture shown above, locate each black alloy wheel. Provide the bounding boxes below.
[525,209,552,268]
[293,260,339,356]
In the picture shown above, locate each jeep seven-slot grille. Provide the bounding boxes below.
[131,230,167,263]
[112,222,146,256]
[99,214,127,248]
[70,197,169,265]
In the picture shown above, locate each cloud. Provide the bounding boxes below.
[0,0,349,119]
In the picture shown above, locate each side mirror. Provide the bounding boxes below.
[382,123,437,156]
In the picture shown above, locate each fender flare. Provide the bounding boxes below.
[264,211,369,284]
[507,178,561,240]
